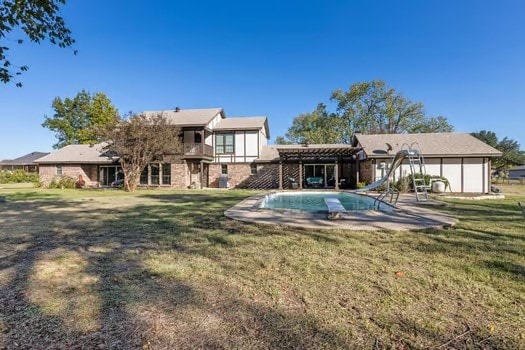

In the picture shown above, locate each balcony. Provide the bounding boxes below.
[183,143,214,158]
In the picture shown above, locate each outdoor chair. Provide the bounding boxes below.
[288,177,298,189]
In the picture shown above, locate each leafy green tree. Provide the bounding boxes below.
[42,90,119,148]
[276,104,344,144]
[277,80,453,144]
[0,0,75,86]
[103,113,182,192]
[471,130,525,170]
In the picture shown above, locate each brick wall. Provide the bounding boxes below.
[208,163,254,189]
[170,162,188,188]
[39,164,99,187]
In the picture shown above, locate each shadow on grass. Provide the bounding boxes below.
[0,192,360,348]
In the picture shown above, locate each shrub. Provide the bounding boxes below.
[0,169,39,183]
[48,176,76,189]
[392,174,450,192]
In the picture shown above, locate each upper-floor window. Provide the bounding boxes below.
[216,134,234,154]
[194,132,202,143]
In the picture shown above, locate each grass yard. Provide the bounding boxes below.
[0,184,524,349]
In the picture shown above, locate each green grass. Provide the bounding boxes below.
[0,186,524,349]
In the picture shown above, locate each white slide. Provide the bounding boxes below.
[356,150,408,192]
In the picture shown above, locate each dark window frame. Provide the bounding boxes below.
[215,133,235,155]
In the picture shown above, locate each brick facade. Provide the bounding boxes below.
[208,163,253,189]
[39,164,99,187]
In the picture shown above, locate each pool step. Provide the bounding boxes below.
[324,198,347,220]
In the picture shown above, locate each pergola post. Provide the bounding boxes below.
[199,160,203,189]
[298,160,303,189]
[335,159,339,190]
[278,160,283,190]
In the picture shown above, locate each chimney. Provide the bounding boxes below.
[175,107,181,112]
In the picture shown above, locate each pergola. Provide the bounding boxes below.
[275,145,362,190]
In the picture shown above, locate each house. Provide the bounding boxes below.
[508,165,525,179]
[36,108,270,189]
[0,151,49,173]
[352,133,502,193]
[35,109,502,193]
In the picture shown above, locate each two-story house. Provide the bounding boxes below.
[35,108,270,189]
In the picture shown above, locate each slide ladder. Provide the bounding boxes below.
[403,143,428,201]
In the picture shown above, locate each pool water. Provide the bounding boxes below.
[259,192,392,212]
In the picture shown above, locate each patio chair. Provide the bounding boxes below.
[288,177,298,189]
[519,202,525,218]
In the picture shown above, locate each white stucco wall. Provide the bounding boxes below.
[463,158,484,192]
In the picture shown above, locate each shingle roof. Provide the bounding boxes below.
[1,152,49,165]
[215,116,270,137]
[142,108,223,126]
[35,143,116,164]
[354,133,502,158]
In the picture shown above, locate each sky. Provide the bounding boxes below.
[0,0,524,160]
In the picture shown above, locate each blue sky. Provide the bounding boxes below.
[1,0,524,159]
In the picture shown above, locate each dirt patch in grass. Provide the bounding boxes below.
[0,188,524,348]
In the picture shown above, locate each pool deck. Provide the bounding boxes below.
[224,192,458,231]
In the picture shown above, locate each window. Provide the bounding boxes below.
[250,163,257,175]
[56,165,63,176]
[194,132,202,143]
[162,163,171,185]
[150,164,160,185]
[221,164,228,175]
[140,167,148,185]
[216,134,234,154]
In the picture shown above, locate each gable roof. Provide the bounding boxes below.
[35,143,116,164]
[354,133,502,158]
[215,116,270,138]
[1,152,49,165]
[142,108,224,126]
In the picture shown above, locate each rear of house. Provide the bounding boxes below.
[35,109,502,193]
[35,108,270,189]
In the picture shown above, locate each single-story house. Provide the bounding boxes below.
[508,165,525,179]
[352,133,502,193]
[0,151,49,172]
[35,108,501,193]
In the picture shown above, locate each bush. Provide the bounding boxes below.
[392,174,450,192]
[48,176,76,189]
[0,169,39,183]
[356,181,367,189]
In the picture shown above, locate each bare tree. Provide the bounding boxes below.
[103,113,182,192]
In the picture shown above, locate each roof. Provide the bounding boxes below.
[354,133,502,158]
[257,144,361,162]
[142,108,223,127]
[215,116,270,138]
[35,143,117,164]
[1,152,49,165]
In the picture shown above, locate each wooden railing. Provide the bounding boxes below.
[183,143,214,157]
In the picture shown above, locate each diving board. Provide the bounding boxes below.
[324,197,347,220]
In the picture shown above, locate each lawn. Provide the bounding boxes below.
[0,184,524,349]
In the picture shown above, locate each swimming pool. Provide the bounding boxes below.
[259,191,393,213]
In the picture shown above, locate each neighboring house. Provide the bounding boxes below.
[508,165,525,179]
[0,151,49,173]
[352,133,502,193]
[36,108,269,189]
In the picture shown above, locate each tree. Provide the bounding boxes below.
[103,113,182,192]
[276,103,344,144]
[42,90,119,148]
[277,80,454,144]
[471,130,525,170]
[1,0,74,86]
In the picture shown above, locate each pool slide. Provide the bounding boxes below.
[355,150,408,192]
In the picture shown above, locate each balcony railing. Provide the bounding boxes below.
[183,143,214,157]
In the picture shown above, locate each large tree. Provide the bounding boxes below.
[1,0,74,86]
[42,90,119,148]
[277,80,454,144]
[471,130,525,170]
[103,113,182,192]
